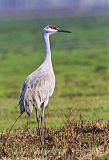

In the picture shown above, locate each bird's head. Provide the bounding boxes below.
[43,25,72,35]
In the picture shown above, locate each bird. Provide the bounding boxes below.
[9,25,71,149]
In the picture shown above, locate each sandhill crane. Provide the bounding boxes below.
[9,25,71,149]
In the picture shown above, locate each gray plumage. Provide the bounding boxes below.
[18,26,56,117]
[19,63,55,116]
[17,25,71,149]
[18,25,71,118]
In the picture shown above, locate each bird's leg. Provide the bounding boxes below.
[25,115,30,130]
[41,106,45,151]
[35,108,40,135]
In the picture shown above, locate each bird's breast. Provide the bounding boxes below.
[47,70,55,96]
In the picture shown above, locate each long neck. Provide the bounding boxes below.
[43,32,52,65]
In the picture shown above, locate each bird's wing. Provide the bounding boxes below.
[19,79,28,114]
[29,69,55,106]
[19,68,55,114]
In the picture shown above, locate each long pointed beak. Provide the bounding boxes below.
[58,29,72,33]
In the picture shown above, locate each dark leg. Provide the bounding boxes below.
[25,115,30,130]
[41,107,45,150]
[35,108,40,134]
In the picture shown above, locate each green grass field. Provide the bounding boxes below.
[0,14,109,131]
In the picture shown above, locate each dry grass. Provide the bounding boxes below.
[0,120,109,160]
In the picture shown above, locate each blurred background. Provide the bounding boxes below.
[0,0,108,130]
[0,0,108,17]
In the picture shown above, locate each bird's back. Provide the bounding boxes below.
[19,65,55,115]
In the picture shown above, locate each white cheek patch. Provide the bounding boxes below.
[43,26,58,34]
[49,28,56,32]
